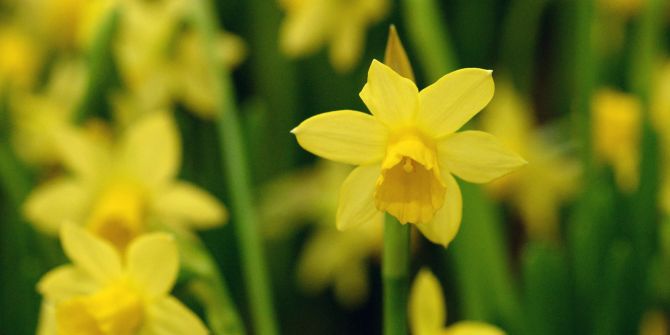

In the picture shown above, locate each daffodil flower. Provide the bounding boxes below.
[10,59,87,166]
[37,224,208,335]
[0,25,40,90]
[23,112,227,250]
[409,268,506,335]
[114,0,246,120]
[592,88,641,193]
[481,80,580,240]
[292,60,526,246]
[260,161,382,306]
[279,0,389,72]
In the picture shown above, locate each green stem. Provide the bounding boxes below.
[75,6,119,123]
[400,0,457,81]
[177,234,246,335]
[192,2,279,334]
[571,0,596,172]
[382,214,410,335]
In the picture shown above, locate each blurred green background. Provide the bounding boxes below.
[1,0,670,334]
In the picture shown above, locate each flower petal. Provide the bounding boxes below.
[23,178,90,234]
[120,112,180,188]
[415,173,462,247]
[359,59,418,128]
[445,321,507,335]
[409,268,446,334]
[152,182,228,229]
[336,164,381,230]
[418,68,494,137]
[438,131,526,184]
[141,296,208,335]
[37,265,99,301]
[60,224,122,284]
[126,233,178,298]
[292,110,387,165]
[54,128,110,181]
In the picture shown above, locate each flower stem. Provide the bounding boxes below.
[191,2,279,334]
[177,233,246,335]
[383,214,410,335]
[400,0,456,82]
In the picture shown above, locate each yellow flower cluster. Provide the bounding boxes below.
[0,1,243,332]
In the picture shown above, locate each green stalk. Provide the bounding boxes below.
[571,0,596,171]
[382,214,410,335]
[74,6,119,122]
[177,234,246,335]
[192,2,279,334]
[400,0,456,81]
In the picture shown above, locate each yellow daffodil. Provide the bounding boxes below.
[26,0,112,50]
[23,112,227,250]
[481,80,580,240]
[639,310,669,335]
[10,59,87,166]
[592,88,641,193]
[409,268,506,335]
[260,161,382,306]
[114,0,245,120]
[37,224,208,335]
[292,60,526,246]
[0,25,40,90]
[279,0,389,72]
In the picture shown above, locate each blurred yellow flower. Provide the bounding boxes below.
[23,112,227,250]
[10,59,87,166]
[27,0,112,50]
[481,80,580,240]
[639,310,669,335]
[292,60,525,246]
[409,268,506,335]
[279,0,389,72]
[592,88,641,193]
[260,161,382,307]
[114,0,245,120]
[37,224,208,335]
[0,25,40,90]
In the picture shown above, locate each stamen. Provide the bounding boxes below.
[403,157,414,173]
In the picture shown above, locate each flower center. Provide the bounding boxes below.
[55,280,144,335]
[374,132,446,224]
[87,182,146,251]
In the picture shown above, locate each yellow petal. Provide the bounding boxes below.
[383,25,415,82]
[292,110,388,165]
[409,268,446,335]
[418,68,494,137]
[438,131,526,184]
[329,19,364,72]
[60,224,122,284]
[152,182,228,229]
[359,60,419,128]
[336,164,382,230]
[37,265,99,301]
[54,128,110,181]
[142,296,208,335]
[23,178,90,234]
[120,112,180,188]
[126,233,178,298]
[279,0,330,57]
[415,174,462,247]
[444,321,506,335]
